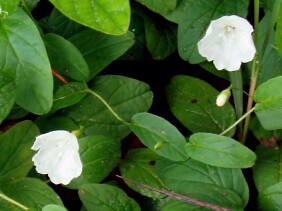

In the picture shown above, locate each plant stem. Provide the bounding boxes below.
[220,107,255,136]
[116,175,231,211]
[0,192,28,210]
[51,68,69,84]
[229,70,243,133]
[86,89,128,124]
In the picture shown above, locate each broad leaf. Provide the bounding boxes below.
[177,0,249,63]
[42,205,67,211]
[44,33,89,81]
[69,30,134,79]
[68,135,121,189]
[1,178,64,210]
[186,133,256,168]
[135,0,177,15]
[253,145,282,193]
[35,116,78,133]
[79,183,141,211]
[0,8,53,114]
[66,75,153,140]
[254,76,282,130]
[52,82,88,112]
[49,0,130,35]
[277,5,282,56]
[144,17,177,60]
[166,75,236,136]
[120,148,166,198]
[0,0,20,15]
[156,158,249,209]
[130,112,187,161]
[0,121,39,184]
[258,182,282,211]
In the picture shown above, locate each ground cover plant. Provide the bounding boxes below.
[0,0,282,210]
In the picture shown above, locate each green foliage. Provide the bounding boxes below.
[167,75,236,136]
[277,5,282,56]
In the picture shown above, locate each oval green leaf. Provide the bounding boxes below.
[49,0,130,35]
[186,133,256,168]
[259,182,282,211]
[167,75,236,136]
[130,112,187,161]
[79,183,141,211]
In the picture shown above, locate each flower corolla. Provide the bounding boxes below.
[197,15,256,71]
[31,130,83,185]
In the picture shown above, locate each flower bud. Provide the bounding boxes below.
[216,88,231,107]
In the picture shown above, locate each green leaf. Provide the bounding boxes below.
[277,4,282,56]
[135,0,177,15]
[67,135,121,189]
[253,145,282,193]
[0,121,39,184]
[0,68,15,124]
[65,75,153,140]
[177,0,249,63]
[79,183,141,211]
[52,82,88,112]
[130,112,187,161]
[157,158,248,210]
[0,0,20,15]
[42,205,67,211]
[120,148,166,198]
[144,17,177,60]
[22,0,40,11]
[0,8,53,114]
[1,178,64,210]
[254,76,282,130]
[258,182,282,211]
[44,33,89,81]
[187,133,256,168]
[49,0,130,35]
[69,30,135,79]
[47,8,85,38]
[166,75,236,136]
[249,116,275,141]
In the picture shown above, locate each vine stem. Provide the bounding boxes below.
[221,107,256,136]
[0,192,28,210]
[86,89,128,124]
[116,175,231,211]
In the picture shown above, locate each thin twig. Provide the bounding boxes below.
[116,175,232,211]
[51,68,68,84]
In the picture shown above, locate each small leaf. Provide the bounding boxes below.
[186,133,256,168]
[166,75,236,136]
[79,183,141,211]
[65,75,153,140]
[67,136,121,189]
[253,145,282,193]
[49,0,130,35]
[44,33,89,81]
[258,182,282,211]
[130,112,187,161]
[120,148,166,198]
[254,76,282,130]
[0,8,53,114]
[52,82,88,112]
[0,121,39,184]
[1,178,64,210]
[69,30,134,79]
[156,158,249,209]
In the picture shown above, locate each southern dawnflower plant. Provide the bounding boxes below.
[31,130,83,185]
[197,15,256,71]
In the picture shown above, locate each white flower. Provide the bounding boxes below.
[197,15,256,71]
[31,130,83,185]
[216,88,231,107]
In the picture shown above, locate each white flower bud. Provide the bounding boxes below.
[197,15,256,71]
[31,130,83,185]
[216,89,231,107]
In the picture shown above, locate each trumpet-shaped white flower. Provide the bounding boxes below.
[197,15,256,71]
[216,88,231,107]
[31,130,82,185]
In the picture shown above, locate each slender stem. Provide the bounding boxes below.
[86,89,128,124]
[221,107,256,136]
[229,70,243,133]
[0,192,28,210]
[51,68,69,84]
[116,175,231,211]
